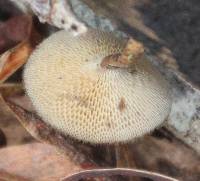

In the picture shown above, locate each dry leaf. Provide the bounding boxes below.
[0,15,42,83]
[0,41,33,83]
[1,95,98,168]
[101,38,144,69]
[0,15,32,54]
[0,83,23,98]
[0,143,82,181]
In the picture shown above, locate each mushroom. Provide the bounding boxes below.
[23,29,172,145]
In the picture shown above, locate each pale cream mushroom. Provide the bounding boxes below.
[23,29,172,144]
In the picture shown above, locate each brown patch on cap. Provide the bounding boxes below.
[106,122,111,128]
[118,97,126,112]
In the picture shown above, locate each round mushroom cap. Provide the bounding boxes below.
[24,29,172,144]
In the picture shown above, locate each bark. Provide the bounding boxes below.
[10,0,87,36]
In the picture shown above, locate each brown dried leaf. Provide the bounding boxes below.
[0,171,28,181]
[101,38,144,69]
[129,130,200,181]
[0,15,42,83]
[0,95,98,170]
[0,41,33,83]
[118,39,144,65]
[0,91,33,146]
[0,143,82,181]
[0,83,23,98]
[0,15,32,54]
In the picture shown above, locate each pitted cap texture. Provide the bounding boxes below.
[24,29,172,144]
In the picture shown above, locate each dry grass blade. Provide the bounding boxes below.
[62,168,179,181]
[1,96,97,169]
